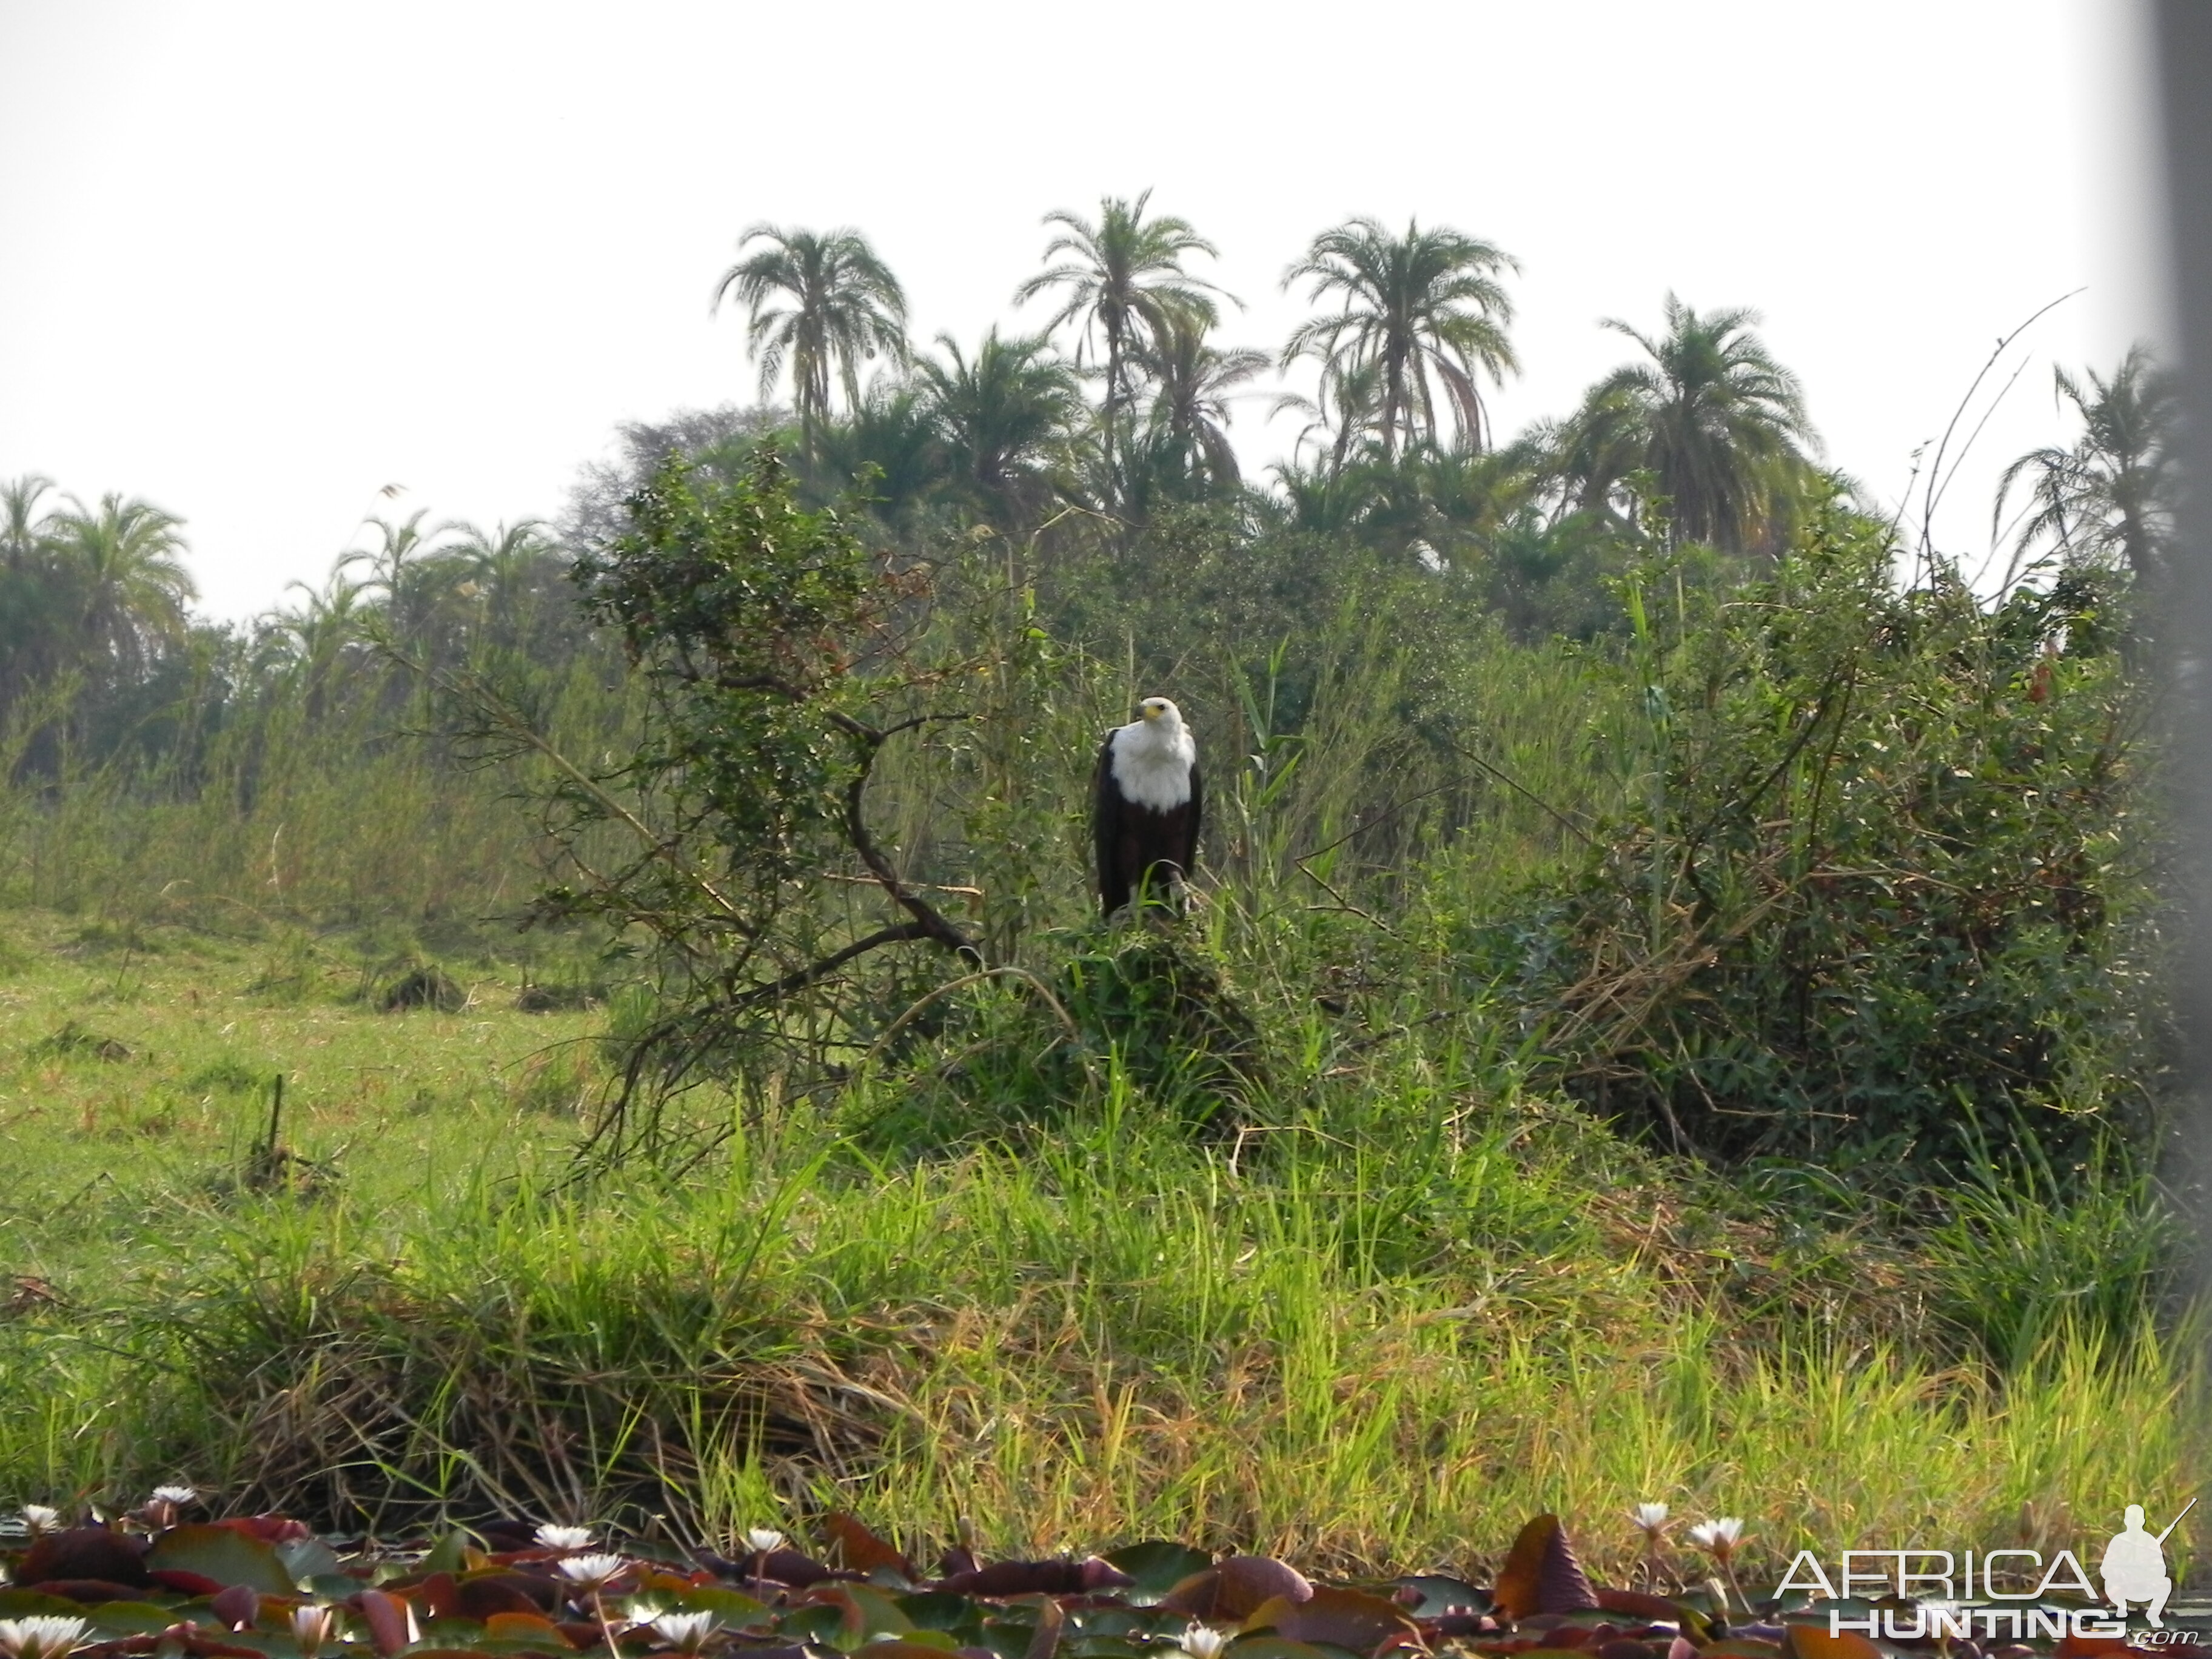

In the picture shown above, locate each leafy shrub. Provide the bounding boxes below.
[380,965,466,1012]
[842,927,1265,1155]
[1056,927,1265,1126]
[1508,501,2155,1179]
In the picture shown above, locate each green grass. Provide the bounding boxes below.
[0,910,2198,1591]
[0,909,596,1277]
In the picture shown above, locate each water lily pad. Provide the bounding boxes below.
[671,1586,773,1626]
[84,1600,183,1635]
[483,1612,575,1649]
[1064,1640,1143,1659]
[1102,1543,1215,1600]
[856,1642,974,1659]
[421,1532,476,1576]
[1222,1640,1341,1659]
[1393,1575,1489,1617]
[20,1527,151,1589]
[1241,1587,1417,1652]
[1162,1558,1313,1621]
[828,1514,915,1580]
[1492,1516,1598,1619]
[0,1590,96,1617]
[147,1524,299,1597]
[898,1592,987,1638]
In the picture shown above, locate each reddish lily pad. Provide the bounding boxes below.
[828,1514,916,1580]
[939,1561,1132,1598]
[1241,1587,1418,1652]
[483,1611,576,1649]
[1161,1558,1313,1621]
[355,1587,421,1657]
[455,1574,558,1620]
[1493,1517,1600,1620]
[20,1528,151,1589]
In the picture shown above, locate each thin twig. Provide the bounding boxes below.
[1444,740,1595,844]
[1917,289,2081,566]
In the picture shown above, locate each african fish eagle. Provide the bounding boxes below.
[1093,697,1202,916]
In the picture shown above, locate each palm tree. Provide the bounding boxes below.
[1994,344,2177,588]
[1014,191,1225,491]
[2,475,56,568]
[48,492,195,675]
[809,383,950,533]
[713,224,908,438]
[1281,218,1519,461]
[440,518,566,655]
[446,518,558,603]
[1567,293,1817,555]
[1137,314,1269,494]
[0,476,67,706]
[341,509,454,644]
[914,329,1082,529]
[1268,456,1380,539]
[1273,356,1388,478]
[264,572,371,720]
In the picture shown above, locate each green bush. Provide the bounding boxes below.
[1507,501,2155,1179]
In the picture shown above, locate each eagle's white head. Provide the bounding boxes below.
[1113,695,1196,808]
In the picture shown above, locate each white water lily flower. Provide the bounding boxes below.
[1687,1517,1744,1557]
[1631,1503,1669,1536]
[744,1528,785,1556]
[651,1612,720,1654]
[0,1617,90,1659]
[290,1605,334,1659]
[537,1524,595,1552]
[149,1486,197,1507]
[17,1507,59,1538]
[557,1553,628,1592]
[1178,1624,1230,1659]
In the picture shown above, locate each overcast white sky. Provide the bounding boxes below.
[0,1,2171,621]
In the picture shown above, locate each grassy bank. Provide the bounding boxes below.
[0,911,2196,1589]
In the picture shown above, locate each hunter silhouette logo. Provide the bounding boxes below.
[2103,1499,2193,1628]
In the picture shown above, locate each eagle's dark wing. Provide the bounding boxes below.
[1182,759,1202,877]
[1093,730,1126,916]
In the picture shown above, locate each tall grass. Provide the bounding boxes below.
[0,924,2196,1581]
[12,1096,2194,1581]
